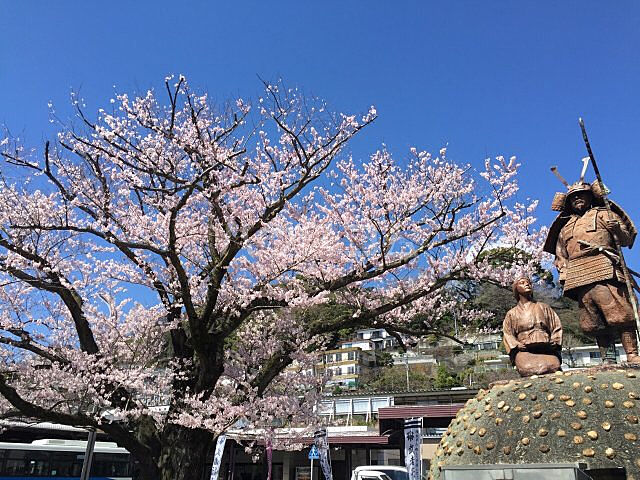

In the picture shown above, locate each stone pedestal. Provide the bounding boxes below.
[429,366,640,480]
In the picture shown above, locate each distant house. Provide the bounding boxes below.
[562,343,628,368]
[479,355,512,371]
[459,333,502,351]
[316,347,377,388]
[391,352,437,368]
[355,328,397,350]
[313,329,401,389]
[339,339,376,351]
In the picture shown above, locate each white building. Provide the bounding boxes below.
[562,343,628,368]
[340,339,375,351]
[460,333,502,351]
[391,352,437,367]
[355,329,397,350]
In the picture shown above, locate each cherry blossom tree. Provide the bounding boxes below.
[0,77,544,479]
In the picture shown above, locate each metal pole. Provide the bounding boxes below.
[579,118,640,342]
[80,429,97,480]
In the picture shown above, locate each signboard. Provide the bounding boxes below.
[296,467,313,480]
[308,445,320,460]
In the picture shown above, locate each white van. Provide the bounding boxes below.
[351,466,409,480]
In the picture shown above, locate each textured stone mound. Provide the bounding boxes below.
[428,367,640,480]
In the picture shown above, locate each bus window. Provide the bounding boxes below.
[3,450,48,476]
[50,451,83,477]
[93,452,131,477]
[4,450,28,475]
[27,452,50,476]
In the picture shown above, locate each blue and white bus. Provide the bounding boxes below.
[0,439,132,479]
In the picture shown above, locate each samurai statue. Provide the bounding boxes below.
[544,161,640,364]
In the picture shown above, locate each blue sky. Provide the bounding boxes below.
[2,1,640,264]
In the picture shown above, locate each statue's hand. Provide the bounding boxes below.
[605,219,622,235]
[516,342,527,351]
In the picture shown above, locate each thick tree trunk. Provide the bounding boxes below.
[150,424,214,480]
[135,459,161,480]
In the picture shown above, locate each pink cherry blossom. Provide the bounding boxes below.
[0,78,542,480]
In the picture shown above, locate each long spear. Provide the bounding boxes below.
[578,117,640,341]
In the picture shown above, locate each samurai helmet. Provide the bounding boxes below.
[550,158,606,211]
[567,181,592,196]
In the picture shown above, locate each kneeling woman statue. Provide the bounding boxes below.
[502,277,563,377]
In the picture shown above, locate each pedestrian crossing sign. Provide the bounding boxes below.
[308,445,320,460]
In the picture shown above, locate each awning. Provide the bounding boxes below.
[377,404,464,419]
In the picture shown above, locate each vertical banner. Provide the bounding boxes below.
[404,418,422,480]
[210,434,227,480]
[266,437,273,480]
[313,428,333,480]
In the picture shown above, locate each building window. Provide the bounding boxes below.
[589,351,601,359]
[347,351,355,360]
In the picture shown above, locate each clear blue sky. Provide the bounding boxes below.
[2,1,640,264]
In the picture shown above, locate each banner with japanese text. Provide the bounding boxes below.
[404,418,421,480]
[210,434,227,480]
[314,428,333,480]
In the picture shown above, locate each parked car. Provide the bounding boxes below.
[351,466,409,480]
[351,471,392,480]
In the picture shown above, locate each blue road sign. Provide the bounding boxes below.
[308,445,320,460]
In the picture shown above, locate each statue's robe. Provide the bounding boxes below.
[503,301,562,377]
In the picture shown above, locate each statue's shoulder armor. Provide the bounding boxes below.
[608,200,637,247]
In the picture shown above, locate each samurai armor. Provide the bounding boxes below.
[563,253,614,292]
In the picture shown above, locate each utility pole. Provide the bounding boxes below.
[405,353,410,391]
[79,429,97,480]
